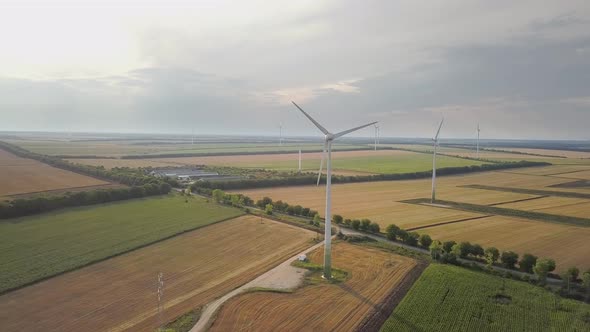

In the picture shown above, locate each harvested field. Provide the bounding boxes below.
[209,242,419,332]
[235,176,535,229]
[419,216,590,272]
[68,149,487,174]
[496,196,590,218]
[501,147,590,159]
[0,149,110,198]
[0,215,315,332]
[500,164,590,176]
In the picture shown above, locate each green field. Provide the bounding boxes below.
[233,152,489,174]
[6,139,366,157]
[0,194,243,294]
[381,264,590,331]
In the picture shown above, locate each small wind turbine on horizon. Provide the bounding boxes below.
[476,123,481,159]
[292,101,376,279]
[279,123,283,146]
[431,118,444,203]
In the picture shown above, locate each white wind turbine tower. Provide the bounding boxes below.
[292,101,376,278]
[298,148,302,172]
[476,123,480,159]
[431,118,444,203]
[279,123,283,146]
[374,124,380,151]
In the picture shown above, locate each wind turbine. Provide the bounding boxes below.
[431,118,444,203]
[298,148,302,172]
[279,123,283,146]
[374,124,380,151]
[476,123,480,159]
[292,101,376,279]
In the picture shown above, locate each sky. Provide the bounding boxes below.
[0,0,589,139]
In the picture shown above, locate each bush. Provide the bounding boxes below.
[332,214,343,224]
[313,213,321,226]
[484,247,500,266]
[471,244,484,258]
[404,232,419,246]
[344,219,352,226]
[351,219,361,230]
[265,204,273,215]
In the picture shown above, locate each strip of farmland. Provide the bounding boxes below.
[461,184,590,199]
[403,198,590,227]
[0,215,315,332]
[0,195,242,294]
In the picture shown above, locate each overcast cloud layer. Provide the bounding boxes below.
[1,0,589,139]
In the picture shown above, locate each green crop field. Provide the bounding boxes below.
[226,151,488,174]
[381,264,590,331]
[0,194,243,294]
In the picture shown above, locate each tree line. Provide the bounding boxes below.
[0,141,175,219]
[193,161,550,190]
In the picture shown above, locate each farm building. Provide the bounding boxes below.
[150,168,219,180]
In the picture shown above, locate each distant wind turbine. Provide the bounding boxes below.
[279,123,283,146]
[292,101,376,279]
[298,148,302,172]
[476,124,480,159]
[431,118,444,203]
[374,124,380,151]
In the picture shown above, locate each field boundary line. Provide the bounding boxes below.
[488,195,548,207]
[460,184,590,199]
[353,260,429,332]
[402,198,590,227]
[0,212,244,296]
[405,215,493,231]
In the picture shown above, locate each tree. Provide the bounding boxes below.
[286,205,296,215]
[519,254,538,274]
[313,213,321,226]
[257,196,272,208]
[452,242,471,258]
[500,251,519,269]
[471,244,484,258]
[293,205,303,215]
[301,207,310,216]
[582,271,590,300]
[567,266,580,281]
[533,258,556,284]
[344,219,352,226]
[360,219,372,231]
[212,189,225,203]
[484,247,500,267]
[265,203,273,215]
[385,224,400,241]
[332,214,343,224]
[429,240,443,260]
[443,241,456,253]
[404,232,419,246]
[419,234,432,248]
[368,223,380,233]
[351,219,361,230]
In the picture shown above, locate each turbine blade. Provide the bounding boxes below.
[317,140,327,186]
[333,121,378,139]
[434,118,444,140]
[291,101,330,135]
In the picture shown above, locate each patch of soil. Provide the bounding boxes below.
[550,180,590,188]
[490,293,512,304]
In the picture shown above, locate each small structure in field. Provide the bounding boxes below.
[298,254,307,262]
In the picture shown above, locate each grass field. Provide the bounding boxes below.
[419,216,590,272]
[209,241,418,332]
[0,148,111,198]
[381,264,590,331]
[501,147,590,159]
[0,215,315,332]
[68,149,488,175]
[0,194,243,293]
